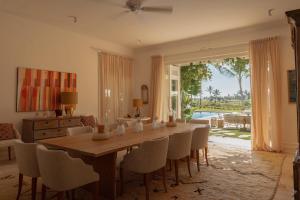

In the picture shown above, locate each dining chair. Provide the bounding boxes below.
[0,123,21,160]
[36,145,100,200]
[14,140,40,200]
[191,126,210,172]
[67,126,93,136]
[120,137,169,200]
[167,131,193,185]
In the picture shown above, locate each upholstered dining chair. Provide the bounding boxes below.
[0,123,20,160]
[14,140,40,200]
[67,126,93,136]
[37,145,99,200]
[80,115,97,128]
[191,126,210,172]
[167,131,193,185]
[120,137,169,200]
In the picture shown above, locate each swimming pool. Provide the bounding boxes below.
[192,111,221,119]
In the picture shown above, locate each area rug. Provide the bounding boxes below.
[0,142,286,200]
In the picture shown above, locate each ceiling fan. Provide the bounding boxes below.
[121,0,173,14]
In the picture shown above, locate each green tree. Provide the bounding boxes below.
[212,89,221,103]
[207,85,213,102]
[180,62,212,119]
[213,57,250,99]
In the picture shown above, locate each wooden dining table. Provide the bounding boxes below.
[39,123,208,200]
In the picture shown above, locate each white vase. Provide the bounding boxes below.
[116,124,125,135]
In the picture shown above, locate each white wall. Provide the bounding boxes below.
[133,22,297,153]
[0,11,133,132]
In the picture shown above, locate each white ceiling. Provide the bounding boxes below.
[0,0,300,48]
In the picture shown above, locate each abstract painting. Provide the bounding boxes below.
[17,67,77,112]
[288,69,296,103]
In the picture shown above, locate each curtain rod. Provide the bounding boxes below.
[90,46,133,59]
[164,42,249,58]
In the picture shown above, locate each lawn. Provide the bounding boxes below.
[209,128,251,140]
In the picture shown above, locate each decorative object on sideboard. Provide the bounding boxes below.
[61,92,78,116]
[133,98,143,118]
[141,84,149,104]
[16,67,77,112]
[287,69,296,103]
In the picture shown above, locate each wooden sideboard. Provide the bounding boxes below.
[22,116,82,142]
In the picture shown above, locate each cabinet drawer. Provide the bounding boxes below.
[34,120,58,130]
[34,129,66,140]
[60,118,81,127]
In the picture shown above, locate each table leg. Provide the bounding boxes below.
[83,152,117,200]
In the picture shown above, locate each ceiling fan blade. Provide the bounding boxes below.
[141,6,173,13]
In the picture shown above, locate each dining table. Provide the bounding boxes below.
[39,122,208,200]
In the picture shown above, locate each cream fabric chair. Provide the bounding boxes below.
[191,126,210,172]
[14,140,40,200]
[120,137,169,200]
[0,124,21,160]
[167,131,193,185]
[67,126,93,136]
[36,145,99,200]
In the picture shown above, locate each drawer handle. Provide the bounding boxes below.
[68,120,71,122]
[45,122,49,125]
[42,133,46,135]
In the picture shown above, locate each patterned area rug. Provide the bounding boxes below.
[0,141,285,200]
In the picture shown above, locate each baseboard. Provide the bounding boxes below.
[282,142,298,154]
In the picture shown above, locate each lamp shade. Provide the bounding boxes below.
[61,92,78,104]
[133,98,143,108]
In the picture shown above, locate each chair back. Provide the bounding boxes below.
[139,137,169,173]
[191,126,209,150]
[190,119,210,125]
[14,140,40,177]
[167,131,192,160]
[37,145,98,191]
[67,126,93,136]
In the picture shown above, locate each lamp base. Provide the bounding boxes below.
[64,106,74,116]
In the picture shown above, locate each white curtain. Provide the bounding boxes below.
[150,55,165,121]
[250,37,281,152]
[99,52,133,124]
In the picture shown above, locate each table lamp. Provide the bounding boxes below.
[61,92,78,116]
[133,98,143,118]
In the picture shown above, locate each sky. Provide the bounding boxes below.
[201,65,251,97]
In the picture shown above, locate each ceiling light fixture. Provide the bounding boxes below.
[268,9,275,16]
[68,16,78,23]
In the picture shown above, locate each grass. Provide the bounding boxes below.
[209,128,251,140]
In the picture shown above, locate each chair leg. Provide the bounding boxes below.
[168,160,172,171]
[93,181,100,200]
[31,177,37,200]
[120,167,124,195]
[143,173,150,200]
[202,149,205,159]
[186,156,192,177]
[196,150,200,172]
[8,146,11,160]
[16,173,23,200]
[57,191,64,200]
[205,147,209,166]
[41,184,47,200]
[174,160,179,186]
[71,190,75,200]
[161,167,167,193]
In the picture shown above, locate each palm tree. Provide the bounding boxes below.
[212,89,221,103]
[214,57,249,100]
[207,86,213,102]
